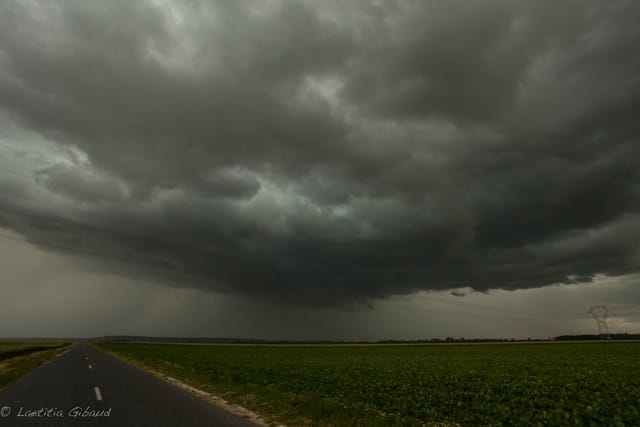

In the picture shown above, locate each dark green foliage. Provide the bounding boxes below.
[0,343,66,361]
[0,343,70,388]
[98,342,640,426]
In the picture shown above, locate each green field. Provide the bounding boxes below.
[0,341,71,388]
[97,341,640,426]
[0,342,67,361]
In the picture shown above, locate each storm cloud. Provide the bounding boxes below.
[1,0,639,307]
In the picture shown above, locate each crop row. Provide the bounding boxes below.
[100,342,640,426]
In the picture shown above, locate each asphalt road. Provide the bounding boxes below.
[0,343,257,426]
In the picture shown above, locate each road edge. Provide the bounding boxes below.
[0,343,73,391]
[91,345,282,427]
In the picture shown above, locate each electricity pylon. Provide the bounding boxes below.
[589,305,609,338]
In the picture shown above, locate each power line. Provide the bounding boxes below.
[589,305,610,337]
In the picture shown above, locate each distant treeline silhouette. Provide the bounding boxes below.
[553,333,640,341]
[92,333,640,344]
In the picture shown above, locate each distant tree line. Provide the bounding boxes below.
[376,337,543,344]
[553,333,640,341]
[94,333,640,344]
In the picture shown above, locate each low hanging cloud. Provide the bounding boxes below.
[0,0,639,307]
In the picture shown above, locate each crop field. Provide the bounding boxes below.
[0,342,66,361]
[0,341,70,387]
[0,343,37,358]
[98,341,640,426]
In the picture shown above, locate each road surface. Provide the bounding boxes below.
[0,343,256,426]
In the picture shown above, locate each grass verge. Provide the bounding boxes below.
[0,344,71,389]
[94,341,640,427]
[95,343,439,427]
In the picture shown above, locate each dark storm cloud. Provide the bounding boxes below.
[0,0,639,306]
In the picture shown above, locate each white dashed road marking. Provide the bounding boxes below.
[94,387,103,401]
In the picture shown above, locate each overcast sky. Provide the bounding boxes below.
[0,0,639,339]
